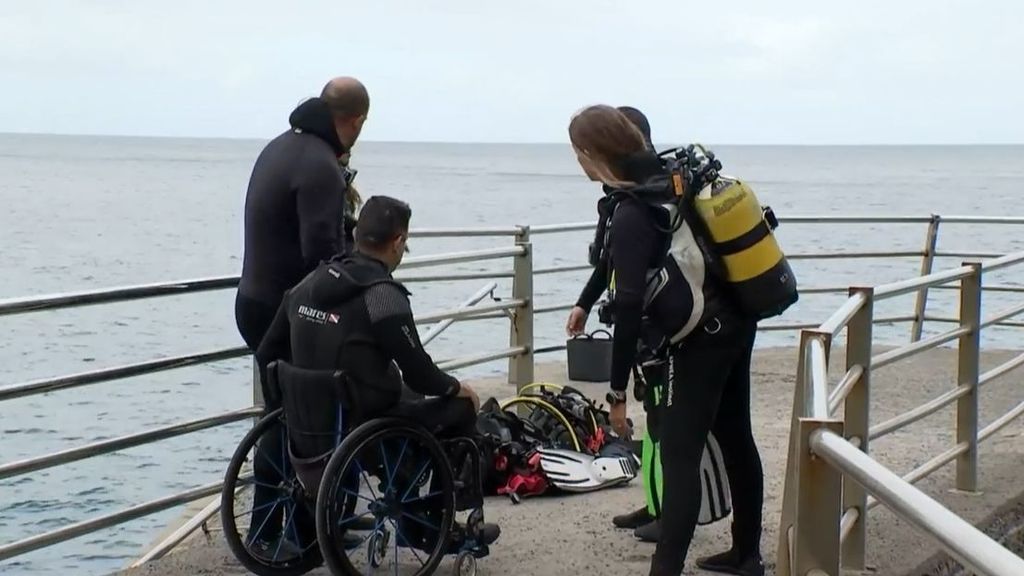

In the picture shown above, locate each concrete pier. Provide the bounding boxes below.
[114,347,1024,576]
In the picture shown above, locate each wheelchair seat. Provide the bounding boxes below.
[267,360,357,498]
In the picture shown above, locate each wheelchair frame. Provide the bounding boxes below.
[221,406,491,576]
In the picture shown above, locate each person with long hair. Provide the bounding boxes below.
[567,105,667,543]
[338,152,362,251]
[567,105,765,576]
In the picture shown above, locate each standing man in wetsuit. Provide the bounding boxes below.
[234,77,368,557]
[236,76,370,353]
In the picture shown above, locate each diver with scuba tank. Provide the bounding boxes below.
[567,104,797,576]
[567,105,668,543]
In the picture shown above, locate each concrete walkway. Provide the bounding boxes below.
[115,347,1024,576]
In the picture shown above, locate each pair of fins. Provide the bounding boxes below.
[537,447,640,493]
[537,433,733,528]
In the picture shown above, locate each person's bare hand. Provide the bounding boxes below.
[610,403,630,437]
[566,306,588,337]
[457,383,480,412]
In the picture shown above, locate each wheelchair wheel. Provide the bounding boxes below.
[221,408,322,576]
[316,417,456,576]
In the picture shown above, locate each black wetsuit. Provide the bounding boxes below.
[247,252,474,545]
[255,252,470,431]
[235,97,349,351]
[595,152,765,576]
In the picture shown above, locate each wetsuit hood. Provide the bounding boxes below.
[308,252,408,308]
[622,151,668,187]
[598,151,667,197]
[288,97,347,157]
[596,151,671,215]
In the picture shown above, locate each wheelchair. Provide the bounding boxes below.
[220,361,493,576]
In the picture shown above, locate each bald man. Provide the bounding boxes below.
[234,77,369,560]
[237,77,369,353]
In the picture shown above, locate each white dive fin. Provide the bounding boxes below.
[537,448,638,493]
[698,431,733,525]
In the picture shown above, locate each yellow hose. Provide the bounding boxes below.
[511,383,602,449]
[517,382,565,396]
[499,396,582,452]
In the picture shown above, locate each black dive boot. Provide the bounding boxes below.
[613,506,654,529]
[694,550,764,576]
[695,523,764,576]
[633,518,661,543]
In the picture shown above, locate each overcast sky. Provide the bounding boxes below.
[1,1,1021,144]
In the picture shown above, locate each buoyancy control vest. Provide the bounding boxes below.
[278,254,410,416]
[593,174,725,346]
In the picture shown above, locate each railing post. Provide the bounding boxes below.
[509,226,534,394]
[776,332,814,576]
[842,287,873,571]
[956,261,982,492]
[910,214,941,342]
[793,419,844,576]
[252,359,264,415]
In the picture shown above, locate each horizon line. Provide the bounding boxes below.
[1,130,1022,147]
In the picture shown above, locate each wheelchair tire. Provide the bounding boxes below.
[316,417,456,576]
[221,408,322,576]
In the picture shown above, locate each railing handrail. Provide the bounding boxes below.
[0,346,251,403]
[783,247,1024,575]
[0,245,526,316]
[3,215,1022,318]
[811,429,1024,575]
[529,213,1024,235]
[0,275,242,318]
[0,407,262,481]
[6,213,1024,573]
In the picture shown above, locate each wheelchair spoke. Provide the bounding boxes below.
[234,496,288,520]
[237,476,286,491]
[399,510,440,533]
[247,499,283,542]
[393,517,400,576]
[402,489,444,505]
[380,441,392,488]
[400,458,433,503]
[344,516,387,557]
[387,517,427,568]
[280,427,288,478]
[356,460,380,501]
[336,509,373,528]
[339,487,375,505]
[273,502,298,562]
[256,440,288,481]
[285,501,306,559]
[386,438,409,488]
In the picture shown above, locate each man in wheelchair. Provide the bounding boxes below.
[252,195,500,563]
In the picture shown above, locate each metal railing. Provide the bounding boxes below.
[776,248,1024,575]
[2,214,1024,571]
[0,228,537,565]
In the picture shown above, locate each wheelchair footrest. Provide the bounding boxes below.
[451,507,498,558]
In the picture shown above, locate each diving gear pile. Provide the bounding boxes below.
[475,384,641,498]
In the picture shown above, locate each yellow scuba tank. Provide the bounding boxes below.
[692,175,798,319]
[660,143,797,319]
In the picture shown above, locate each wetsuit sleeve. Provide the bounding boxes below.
[365,284,462,398]
[295,158,345,270]
[608,201,658,392]
[254,298,292,404]
[575,259,608,313]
